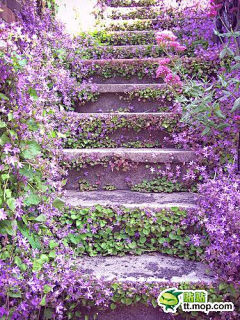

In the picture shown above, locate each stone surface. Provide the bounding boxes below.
[63,148,195,163]
[90,75,160,84]
[95,83,165,93]
[69,112,173,118]
[80,57,162,65]
[64,190,198,208]
[63,112,174,148]
[76,93,170,113]
[107,1,159,7]
[93,305,184,320]
[65,162,190,191]
[85,44,161,50]
[102,18,156,26]
[89,31,156,45]
[63,149,195,191]
[79,253,213,283]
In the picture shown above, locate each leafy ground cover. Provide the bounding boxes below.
[0,0,239,319]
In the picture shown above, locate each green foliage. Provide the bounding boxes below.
[103,184,117,191]
[131,177,188,193]
[62,113,178,149]
[79,179,98,191]
[60,206,207,260]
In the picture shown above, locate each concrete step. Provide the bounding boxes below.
[79,57,216,84]
[76,83,173,113]
[73,252,213,319]
[64,190,197,209]
[100,16,196,32]
[92,30,156,45]
[62,148,196,191]
[105,6,163,20]
[59,112,179,149]
[79,253,213,283]
[81,44,164,59]
[80,58,161,84]
[95,83,164,93]
[80,58,162,66]
[88,305,186,320]
[104,0,159,7]
[63,148,195,163]
[101,19,159,31]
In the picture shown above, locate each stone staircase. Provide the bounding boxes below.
[61,0,213,317]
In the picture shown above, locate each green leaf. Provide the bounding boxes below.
[18,222,41,249]
[1,174,10,181]
[28,214,46,223]
[43,308,53,319]
[43,285,52,294]
[218,282,228,291]
[128,241,137,249]
[231,62,240,71]
[68,233,82,245]
[52,198,65,209]
[23,192,41,206]
[20,141,41,159]
[7,198,16,211]
[8,291,22,298]
[48,250,56,259]
[0,92,9,101]
[8,112,13,121]
[125,298,132,305]
[32,259,43,271]
[28,87,39,101]
[14,256,22,266]
[151,298,158,308]
[18,58,27,67]
[110,303,117,310]
[40,254,49,263]
[19,165,39,180]
[201,127,211,136]
[49,240,58,249]
[0,220,16,236]
[40,295,47,306]
[231,97,240,112]
[159,238,166,244]
[0,121,6,128]
[214,109,225,119]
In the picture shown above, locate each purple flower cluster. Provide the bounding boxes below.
[197,175,240,285]
[0,0,239,317]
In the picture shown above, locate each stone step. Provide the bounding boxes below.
[105,6,163,20]
[59,112,180,149]
[81,58,162,66]
[95,83,164,93]
[76,83,174,113]
[64,190,197,209]
[100,16,195,32]
[89,305,192,320]
[62,148,196,191]
[79,56,217,85]
[78,253,213,283]
[92,30,156,45]
[61,190,204,259]
[81,44,164,60]
[63,148,195,163]
[101,18,159,31]
[104,0,159,8]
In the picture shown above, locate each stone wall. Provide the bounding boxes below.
[0,0,24,23]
